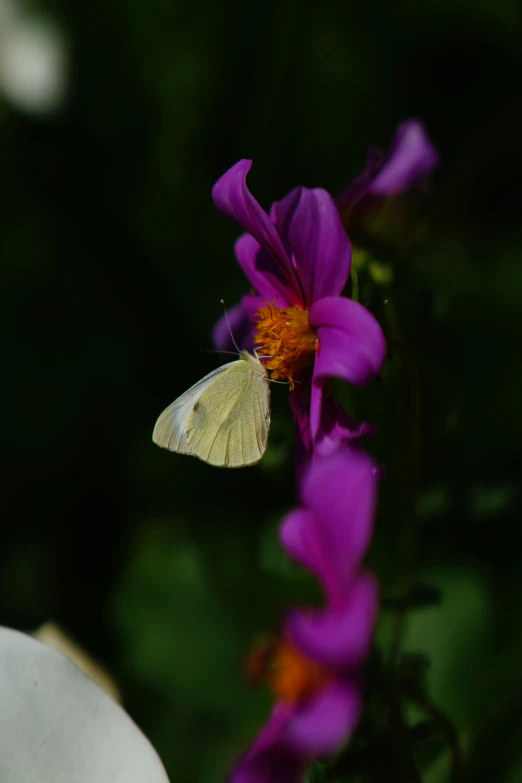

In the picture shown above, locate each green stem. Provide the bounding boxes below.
[384,290,423,781]
[384,285,422,664]
[413,693,467,783]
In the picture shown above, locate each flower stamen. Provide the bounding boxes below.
[255,304,318,390]
[247,638,334,707]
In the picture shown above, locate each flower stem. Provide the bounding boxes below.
[412,692,468,783]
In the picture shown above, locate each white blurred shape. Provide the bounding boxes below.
[0,0,66,114]
[34,621,122,703]
[0,626,171,783]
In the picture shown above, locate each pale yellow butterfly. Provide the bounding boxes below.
[152,350,270,468]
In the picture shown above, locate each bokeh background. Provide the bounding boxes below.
[2,0,522,780]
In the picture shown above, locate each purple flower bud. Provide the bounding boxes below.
[336,119,439,226]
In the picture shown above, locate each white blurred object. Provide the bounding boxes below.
[0,0,66,114]
[0,626,171,783]
[33,621,122,703]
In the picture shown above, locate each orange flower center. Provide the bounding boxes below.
[255,304,318,390]
[246,638,334,707]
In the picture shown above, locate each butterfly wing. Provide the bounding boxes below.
[152,361,239,454]
[185,360,270,467]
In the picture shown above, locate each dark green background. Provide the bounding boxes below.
[1,0,521,780]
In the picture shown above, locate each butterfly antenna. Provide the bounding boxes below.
[200,348,240,357]
[220,299,241,354]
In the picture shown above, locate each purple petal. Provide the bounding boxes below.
[235,233,293,306]
[212,300,255,352]
[301,449,377,603]
[282,681,361,756]
[273,187,352,306]
[369,120,439,197]
[336,146,385,215]
[312,389,376,455]
[336,120,438,219]
[212,160,301,301]
[288,382,312,482]
[280,508,324,579]
[286,572,379,669]
[242,704,292,758]
[290,380,375,468]
[309,379,325,443]
[280,448,377,605]
[231,704,306,783]
[310,296,386,389]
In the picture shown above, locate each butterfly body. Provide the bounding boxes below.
[152,350,270,468]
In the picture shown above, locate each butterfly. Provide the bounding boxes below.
[152,350,270,468]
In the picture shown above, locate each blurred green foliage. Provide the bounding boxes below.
[1,0,522,780]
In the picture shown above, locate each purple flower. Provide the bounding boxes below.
[336,119,439,230]
[212,160,386,445]
[231,449,379,783]
[289,381,376,481]
[280,447,379,662]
